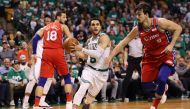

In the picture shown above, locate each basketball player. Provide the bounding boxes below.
[105,2,182,109]
[32,11,73,109]
[71,18,111,109]
[22,15,52,109]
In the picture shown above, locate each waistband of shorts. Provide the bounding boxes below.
[87,65,108,72]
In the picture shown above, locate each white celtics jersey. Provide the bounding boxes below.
[36,39,44,58]
[86,33,110,69]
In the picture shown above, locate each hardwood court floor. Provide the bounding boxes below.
[2,99,190,109]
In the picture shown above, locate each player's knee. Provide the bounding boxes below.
[38,77,47,87]
[62,74,72,84]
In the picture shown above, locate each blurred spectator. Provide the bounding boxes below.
[0,23,5,43]
[0,58,11,106]
[106,20,118,39]
[168,72,186,97]
[121,36,143,102]
[175,57,190,76]
[14,31,25,46]
[76,31,87,47]
[0,40,15,64]
[181,28,190,51]
[19,55,30,79]
[101,68,118,102]
[8,60,27,106]
[175,37,186,57]
[151,4,162,17]
[69,56,80,95]
[8,40,16,51]
[175,56,190,97]
[17,41,29,62]
[185,51,190,63]
[183,9,190,23]
[29,16,37,34]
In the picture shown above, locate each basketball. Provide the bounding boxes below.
[63,37,79,53]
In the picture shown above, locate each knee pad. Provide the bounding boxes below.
[62,74,72,84]
[142,82,156,94]
[38,77,47,87]
[156,79,166,96]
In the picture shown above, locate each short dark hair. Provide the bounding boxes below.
[135,2,151,17]
[55,10,67,19]
[88,18,102,27]
[44,14,51,19]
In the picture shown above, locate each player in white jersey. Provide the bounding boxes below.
[22,15,53,109]
[71,19,111,109]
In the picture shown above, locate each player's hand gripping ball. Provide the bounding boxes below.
[63,37,79,53]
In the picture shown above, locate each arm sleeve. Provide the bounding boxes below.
[32,34,41,54]
[82,46,104,59]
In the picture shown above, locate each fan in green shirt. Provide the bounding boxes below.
[8,60,27,86]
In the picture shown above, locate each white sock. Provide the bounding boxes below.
[40,96,46,103]
[23,80,36,103]
[23,96,29,104]
[40,79,52,103]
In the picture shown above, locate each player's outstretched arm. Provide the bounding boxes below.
[62,24,73,38]
[105,27,138,65]
[158,18,182,53]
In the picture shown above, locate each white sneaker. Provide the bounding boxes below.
[39,101,52,108]
[160,84,168,104]
[150,106,156,109]
[33,106,43,109]
[10,100,15,106]
[22,102,29,109]
[66,101,72,109]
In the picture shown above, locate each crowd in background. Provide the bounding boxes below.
[0,0,190,107]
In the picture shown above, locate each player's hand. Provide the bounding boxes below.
[21,81,25,86]
[70,42,83,51]
[74,44,83,51]
[161,44,174,54]
[31,54,37,64]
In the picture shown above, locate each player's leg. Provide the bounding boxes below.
[23,80,36,108]
[82,71,109,109]
[55,52,73,109]
[73,80,91,109]
[39,78,52,107]
[61,74,73,109]
[151,64,174,109]
[73,68,93,109]
[34,59,54,107]
[23,65,37,108]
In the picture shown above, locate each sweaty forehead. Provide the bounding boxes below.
[91,20,100,25]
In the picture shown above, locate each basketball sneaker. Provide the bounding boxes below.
[150,106,156,109]
[39,101,52,108]
[22,102,29,109]
[66,101,73,109]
